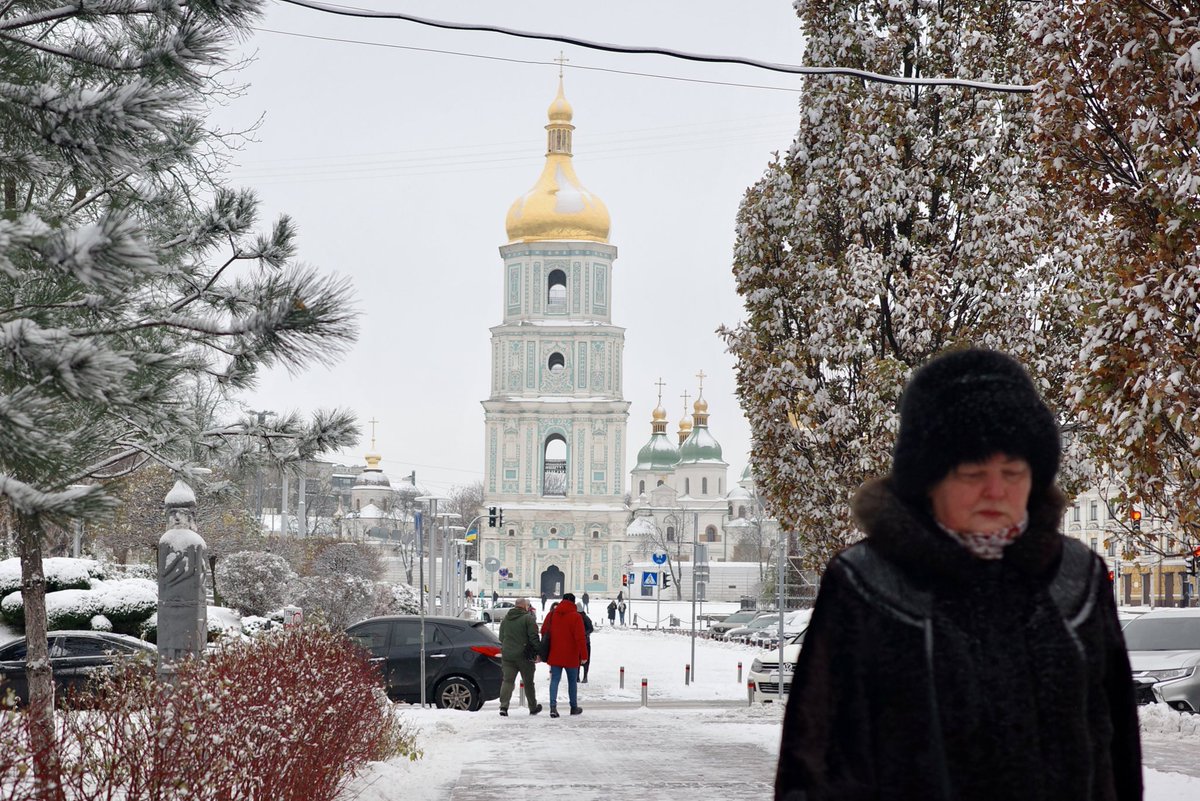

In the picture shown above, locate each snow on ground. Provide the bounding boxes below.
[340,599,1200,801]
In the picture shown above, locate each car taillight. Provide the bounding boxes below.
[470,645,502,658]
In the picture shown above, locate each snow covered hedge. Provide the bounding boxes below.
[0,578,156,633]
[0,557,105,597]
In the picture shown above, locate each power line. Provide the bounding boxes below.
[277,0,1035,94]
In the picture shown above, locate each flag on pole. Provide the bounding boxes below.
[465,527,478,542]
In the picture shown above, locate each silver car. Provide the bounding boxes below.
[1122,608,1200,713]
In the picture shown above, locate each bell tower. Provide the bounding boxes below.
[481,77,629,600]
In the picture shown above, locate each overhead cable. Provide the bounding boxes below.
[277,0,1035,94]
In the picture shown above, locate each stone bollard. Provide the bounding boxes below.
[641,677,648,707]
[518,680,526,708]
[685,664,691,685]
[157,480,208,680]
[748,680,756,706]
[619,666,625,689]
[737,661,743,683]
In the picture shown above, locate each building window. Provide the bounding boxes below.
[703,525,718,543]
[507,528,515,537]
[1072,505,1080,522]
[702,477,708,495]
[547,269,567,312]
[666,526,675,542]
[543,435,567,496]
[1089,501,1098,521]
[550,527,558,535]
[684,478,690,495]
[548,351,565,372]
[592,530,599,539]
[592,573,599,581]
[639,480,645,494]
[1090,537,1099,552]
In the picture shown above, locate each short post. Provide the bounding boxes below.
[737,661,743,683]
[517,680,526,708]
[685,664,691,685]
[748,680,756,706]
[619,666,625,689]
[641,677,648,707]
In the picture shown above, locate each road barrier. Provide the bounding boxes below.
[641,677,648,707]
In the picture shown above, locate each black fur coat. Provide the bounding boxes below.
[775,479,1142,801]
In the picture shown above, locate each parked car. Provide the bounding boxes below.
[709,610,762,638]
[724,613,781,644]
[749,609,814,650]
[749,630,806,703]
[345,615,503,710]
[481,600,521,623]
[1122,608,1200,713]
[0,630,157,706]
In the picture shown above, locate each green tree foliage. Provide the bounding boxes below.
[0,2,359,785]
[721,0,1065,568]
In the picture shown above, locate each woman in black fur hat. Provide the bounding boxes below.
[775,348,1141,801]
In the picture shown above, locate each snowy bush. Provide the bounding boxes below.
[288,574,377,630]
[240,615,282,637]
[311,541,383,581]
[374,582,422,616]
[140,606,244,644]
[215,551,296,617]
[90,615,113,632]
[0,625,420,801]
[0,578,156,633]
[0,557,105,597]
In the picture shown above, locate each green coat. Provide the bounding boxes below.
[498,607,540,662]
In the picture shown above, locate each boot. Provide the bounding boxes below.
[529,703,543,716]
[499,708,508,717]
[549,707,560,718]
[570,706,583,715]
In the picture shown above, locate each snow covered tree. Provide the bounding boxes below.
[288,573,376,630]
[1027,2,1200,551]
[215,550,296,617]
[721,0,1069,569]
[0,2,357,788]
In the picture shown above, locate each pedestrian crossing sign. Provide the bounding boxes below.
[642,571,658,587]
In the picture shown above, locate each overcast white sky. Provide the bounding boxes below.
[213,1,808,495]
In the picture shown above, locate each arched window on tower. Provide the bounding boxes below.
[703,525,719,543]
[543,435,568,496]
[548,352,565,373]
[639,480,645,495]
[702,477,709,495]
[666,526,675,542]
[547,269,567,312]
[684,478,690,496]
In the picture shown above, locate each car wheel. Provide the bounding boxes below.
[434,677,479,711]
[483,613,492,623]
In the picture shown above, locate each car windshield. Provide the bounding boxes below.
[749,615,779,629]
[724,612,756,624]
[1122,616,1200,650]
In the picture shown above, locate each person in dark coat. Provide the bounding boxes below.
[576,601,594,683]
[581,591,590,611]
[775,349,1142,801]
[496,597,542,716]
[607,600,617,626]
[540,591,547,611]
[542,591,588,717]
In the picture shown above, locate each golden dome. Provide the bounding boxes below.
[693,396,709,414]
[505,78,610,243]
[652,404,667,422]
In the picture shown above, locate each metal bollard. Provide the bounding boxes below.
[641,677,648,707]
[518,680,526,708]
[747,680,756,706]
[619,666,625,689]
[685,664,691,685]
[737,661,743,683]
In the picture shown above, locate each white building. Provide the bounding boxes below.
[480,78,630,599]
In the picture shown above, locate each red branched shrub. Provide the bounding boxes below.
[2,625,419,801]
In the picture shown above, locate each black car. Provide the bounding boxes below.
[0,630,157,705]
[345,615,503,711]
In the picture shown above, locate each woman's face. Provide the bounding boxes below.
[928,453,1032,532]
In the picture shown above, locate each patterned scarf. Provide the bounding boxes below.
[938,516,1029,560]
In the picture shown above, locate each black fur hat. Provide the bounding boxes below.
[891,349,1060,501]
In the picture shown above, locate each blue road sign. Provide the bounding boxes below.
[642,571,658,587]
[652,552,667,565]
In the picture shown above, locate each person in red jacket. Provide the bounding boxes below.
[541,591,589,717]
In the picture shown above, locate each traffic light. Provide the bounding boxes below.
[488,506,497,527]
[662,572,670,589]
[622,573,628,587]
[465,566,473,581]
[497,508,504,527]
[1130,508,1142,534]
[1107,570,1115,582]
[1190,545,1200,575]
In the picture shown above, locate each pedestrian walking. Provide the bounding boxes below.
[540,591,547,611]
[617,600,626,626]
[581,591,590,611]
[576,601,594,683]
[541,591,588,717]
[774,349,1141,801]
[492,589,498,606]
[496,598,542,717]
[606,600,617,626]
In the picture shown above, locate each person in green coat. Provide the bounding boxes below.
[498,597,543,716]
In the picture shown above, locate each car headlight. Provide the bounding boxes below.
[1145,667,1195,682]
[751,658,763,673]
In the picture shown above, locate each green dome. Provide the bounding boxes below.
[635,432,680,472]
[678,425,724,464]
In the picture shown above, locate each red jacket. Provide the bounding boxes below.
[542,600,589,668]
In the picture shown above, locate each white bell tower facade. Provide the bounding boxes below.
[481,78,629,601]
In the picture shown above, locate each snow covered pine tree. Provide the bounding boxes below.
[0,2,357,795]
